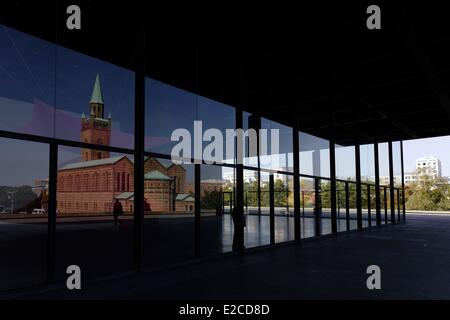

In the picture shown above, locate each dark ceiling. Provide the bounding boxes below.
[1,1,450,145]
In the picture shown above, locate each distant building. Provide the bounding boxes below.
[416,155,442,179]
[378,155,443,186]
[404,173,418,185]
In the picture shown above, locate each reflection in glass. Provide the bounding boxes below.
[145,79,197,156]
[56,49,135,149]
[56,145,134,281]
[143,157,195,267]
[260,119,293,172]
[300,177,316,238]
[270,172,295,243]
[0,25,55,137]
[336,145,356,181]
[244,169,270,248]
[201,165,233,255]
[0,138,49,291]
[299,132,330,178]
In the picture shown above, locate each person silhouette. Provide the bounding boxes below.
[113,199,123,227]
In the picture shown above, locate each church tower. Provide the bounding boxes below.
[80,74,112,161]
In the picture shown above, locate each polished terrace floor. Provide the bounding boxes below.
[2,214,448,299]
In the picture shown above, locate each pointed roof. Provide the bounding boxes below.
[59,155,130,171]
[90,74,104,104]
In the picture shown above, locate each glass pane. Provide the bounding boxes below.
[336,181,347,232]
[320,179,332,235]
[360,144,375,183]
[56,146,134,282]
[198,96,235,165]
[143,157,195,267]
[55,49,135,149]
[379,142,390,186]
[243,112,258,167]
[299,132,330,178]
[244,169,270,248]
[260,120,293,172]
[0,25,55,138]
[0,138,49,291]
[145,79,197,156]
[300,177,316,238]
[348,183,358,230]
[336,145,356,181]
[201,165,233,255]
[393,141,402,187]
[271,173,294,243]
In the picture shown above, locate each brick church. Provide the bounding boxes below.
[56,74,194,215]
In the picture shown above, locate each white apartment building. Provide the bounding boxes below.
[415,155,441,179]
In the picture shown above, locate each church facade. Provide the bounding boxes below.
[56,74,194,215]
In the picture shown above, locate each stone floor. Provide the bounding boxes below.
[2,213,448,299]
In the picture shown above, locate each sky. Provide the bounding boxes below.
[403,136,450,176]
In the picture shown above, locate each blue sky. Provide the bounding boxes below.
[403,136,450,176]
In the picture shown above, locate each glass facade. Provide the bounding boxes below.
[0,20,406,292]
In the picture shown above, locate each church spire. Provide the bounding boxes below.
[90,73,104,104]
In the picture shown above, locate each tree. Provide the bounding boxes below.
[405,175,450,211]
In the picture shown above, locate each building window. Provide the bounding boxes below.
[127,173,130,192]
[121,171,126,191]
[117,172,121,191]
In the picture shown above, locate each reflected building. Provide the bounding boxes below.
[56,75,194,215]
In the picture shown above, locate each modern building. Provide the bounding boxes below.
[415,155,442,179]
[6,2,449,299]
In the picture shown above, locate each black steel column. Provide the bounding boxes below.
[47,141,57,284]
[133,13,145,272]
[269,174,275,245]
[400,140,406,221]
[384,186,388,223]
[195,164,201,256]
[235,108,244,252]
[345,181,350,231]
[374,142,381,226]
[292,126,301,241]
[329,114,337,235]
[397,189,401,222]
[355,143,362,230]
[388,141,396,224]
[354,106,362,230]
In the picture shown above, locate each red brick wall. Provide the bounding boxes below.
[144,180,172,211]
[57,157,134,215]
